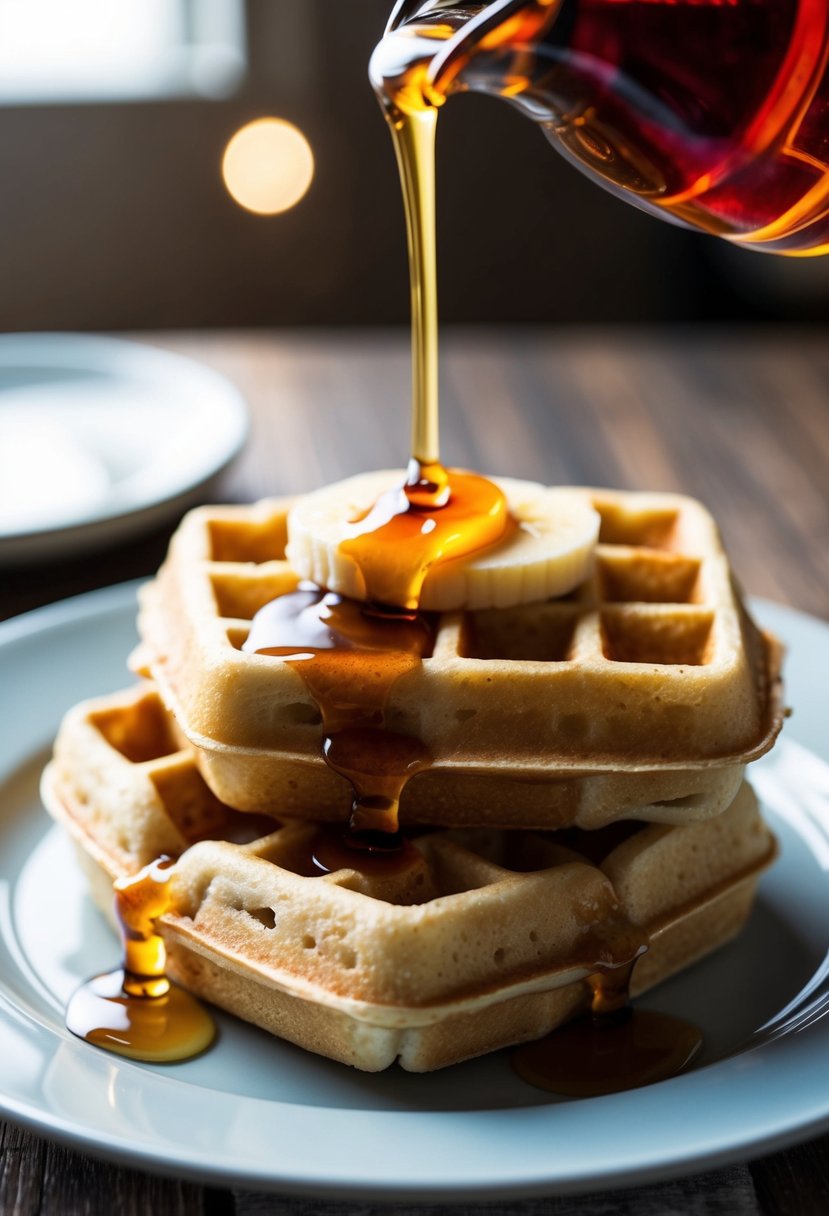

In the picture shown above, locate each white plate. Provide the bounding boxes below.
[1,584,829,1198]
[0,335,248,565]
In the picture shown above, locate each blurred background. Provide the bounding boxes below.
[2,0,828,333]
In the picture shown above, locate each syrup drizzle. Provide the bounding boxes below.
[277,821,426,879]
[243,461,512,854]
[342,459,513,611]
[66,857,215,1062]
[243,584,433,845]
[517,915,689,1097]
[243,3,520,854]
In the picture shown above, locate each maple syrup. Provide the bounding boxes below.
[508,914,700,1099]
[236,2,532,861]
[507,837,776,1093]
[277,821,426,877]
[241,467,511,846]
[240,448,515,846]
[500,896,701,1095]
[66,857,215,1062]
[243,583,434,842]
[512,963,702,1097]
[342,459,512,610]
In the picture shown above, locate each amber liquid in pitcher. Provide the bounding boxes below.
[373,0,829,254]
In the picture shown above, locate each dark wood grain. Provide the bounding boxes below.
[751,1139,829,1216]
[233,1164,760,1214]
[2,327,828,1214]
[37,1141,206,1216]
[0,1120,215,1216]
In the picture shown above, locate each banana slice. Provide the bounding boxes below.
[422,477,600,610]
[286,470,600,611]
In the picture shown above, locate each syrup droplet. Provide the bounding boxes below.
[67,856,215,1062]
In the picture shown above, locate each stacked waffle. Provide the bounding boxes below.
[43,483,783,1071]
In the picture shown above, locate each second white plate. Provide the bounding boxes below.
[0,334,248,565]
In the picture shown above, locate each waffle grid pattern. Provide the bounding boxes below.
[135,488,783,798]
[207,495,718,667]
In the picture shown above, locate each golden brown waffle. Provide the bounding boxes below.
[43,684,776,1072]
[46,683,279,872]
[133,487,782,829]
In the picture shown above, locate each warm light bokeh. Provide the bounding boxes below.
[222,117,314,215]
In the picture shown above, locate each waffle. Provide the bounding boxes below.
[47,683,279,871]
[43,684,776,1072]
[133,486,782,829]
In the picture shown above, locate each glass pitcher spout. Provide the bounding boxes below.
[375,0,829,254]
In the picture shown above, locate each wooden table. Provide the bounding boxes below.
[2,328,828,1214]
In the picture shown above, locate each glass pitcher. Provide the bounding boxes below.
[372,0,829,254]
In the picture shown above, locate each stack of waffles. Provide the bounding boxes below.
[43,486,784,1072]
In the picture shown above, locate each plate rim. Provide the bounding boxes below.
[1,582,828,1199]
[0,333,249,557]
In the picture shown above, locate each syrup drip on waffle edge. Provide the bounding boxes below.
[66,857,216,1063]
[243,457,511,864]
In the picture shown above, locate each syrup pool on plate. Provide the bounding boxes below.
[66,856,215,1063]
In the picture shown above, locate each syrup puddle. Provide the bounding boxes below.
[66,856,215,1063]
[512,1009,702,1097]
